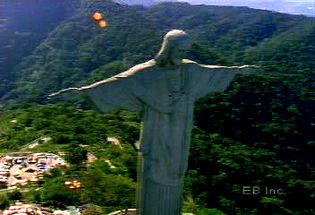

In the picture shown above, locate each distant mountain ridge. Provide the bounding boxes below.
[117,0,315,16]
[114,0,178,7]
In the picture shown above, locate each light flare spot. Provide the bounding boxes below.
[92,12,103,21]
[98,20,108,28]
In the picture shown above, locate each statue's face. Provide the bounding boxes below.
[169,36,192,62]
[177,36,192,51]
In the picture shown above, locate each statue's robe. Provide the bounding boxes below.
[80,59,251,215]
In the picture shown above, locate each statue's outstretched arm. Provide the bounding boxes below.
[48,77,116,98]
[232,65,261,75]
[199,64,261,75]
[48,87,83,98]
[48,60,154,99]
[200,64,261,74]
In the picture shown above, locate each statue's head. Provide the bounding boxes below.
[155,29,192,67]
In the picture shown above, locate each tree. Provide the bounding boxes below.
[41,177,81,208]
[81,167,136,209]
[7,190,22,201]
[65,144,88,166]
[0,193,9,210]
[81,204,104,215]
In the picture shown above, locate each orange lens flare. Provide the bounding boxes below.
[92,12,103,21]
[98,20,108,28]
[91,12,108,29]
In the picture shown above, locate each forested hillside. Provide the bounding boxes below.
[0,105,139,213]
[1,0,314,104]
[0,99,314,214]
[0,0,77,99]
[0,0,314,214]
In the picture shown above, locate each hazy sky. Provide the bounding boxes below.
[176,0,314,3]
[174,0,315,16]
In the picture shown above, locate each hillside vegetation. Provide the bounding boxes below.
[0,105,139,213]
[0,99,313,214]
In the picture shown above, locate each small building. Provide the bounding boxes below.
[107,137,123,148]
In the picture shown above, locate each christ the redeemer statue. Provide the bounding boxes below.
[49,29,258,215]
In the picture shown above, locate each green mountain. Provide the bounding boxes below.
[1,1,314,104]
[0,0,77,99]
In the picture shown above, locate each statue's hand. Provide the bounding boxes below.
[239,65,261,75]
[239,65,260,69]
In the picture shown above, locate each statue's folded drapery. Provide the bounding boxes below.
[81,76,143,113]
